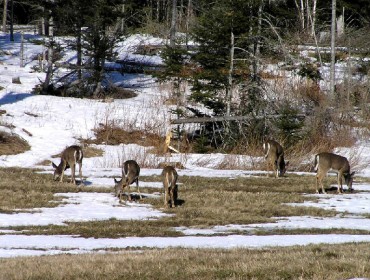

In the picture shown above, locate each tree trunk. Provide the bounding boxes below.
[76,26,82,80]
[226,32,234,117]
[170,0,177,47]
[254,3,262,80]
[9,0,13,41]
[294,0,305,30]
[20,32,24,67]
[2,0,7,32]
[185,0,192,48]
[42,40,54,94]
[330,0,336,96]
[311,0,317,36]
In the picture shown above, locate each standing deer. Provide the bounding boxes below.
[114,160,142,202]
[162,165,178,208]
[52,145,83,185]
[263,139,289,178]
[314,152,355,194]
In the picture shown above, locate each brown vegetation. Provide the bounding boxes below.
[0,131,30,156]
[1,245,370,280]
[87,123,164,150]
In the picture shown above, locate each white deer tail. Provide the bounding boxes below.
[166,171,173,189]
[122,164,127,178]
[314,155,319,172]
[75,149,83,162]
[263,142,270,159]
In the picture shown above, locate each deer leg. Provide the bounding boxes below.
[70,163,76,184]
[274,160,279,178]
[315,175,320,194]
[316,172,326,194]
[164,187,169,208]
[60,162,67,182]
[170,186,175,208]
[136,178,142,199]
[118,191,122,203]
[78,162,83,185]
[127,185,131,201]
[337,173,343,194]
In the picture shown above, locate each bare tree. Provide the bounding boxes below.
[2,0,7,32]
[330,0,336,96]
[294,0,318,36]
[170,0,177,47]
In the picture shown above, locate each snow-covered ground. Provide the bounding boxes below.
[1,31,370,259]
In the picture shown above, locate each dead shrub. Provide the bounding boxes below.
[120,146,160,168]
[88,123,164,149]
[105,86,137,99]
[157,161,185,169]
[214,154,259,170]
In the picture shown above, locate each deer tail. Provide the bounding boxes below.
[314,154,319,172]
[166,171,172,189]
[263,142,270,159]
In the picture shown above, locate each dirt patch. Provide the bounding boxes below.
[0,131,30,155]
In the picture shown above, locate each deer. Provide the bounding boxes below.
[263,139,289,178]
[162,165,178,208]
[114,160,142,202]
[52,145,83,185]
[314,152,355,194]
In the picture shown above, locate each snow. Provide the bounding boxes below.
[1,31,370,259]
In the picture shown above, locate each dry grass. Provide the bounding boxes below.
[1,245,370,280]
[88,123,164,149]
[0,131,30,156]
[8,172,345,237]
[0,168,109,213]
[1,168,370,279]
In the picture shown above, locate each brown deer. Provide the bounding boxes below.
[263,139,289,178]
[114,160,142,202]
[52,145,83,185]
[162,166,178,208]
[314,152,355,194]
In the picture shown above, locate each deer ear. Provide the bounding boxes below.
[114,178,118,183]
[52,162,57,169]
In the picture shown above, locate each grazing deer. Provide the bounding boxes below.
[52,145,83,185]
[314,152,355,194]
[162,166,178,208]
[114,160,142,202]
[263,139,289,178]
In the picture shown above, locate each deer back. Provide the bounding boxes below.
[62,145,83,165]
[122,160,140,185]
[314,152,350,174]
[263,140,284,160]
[162,166,178,189]
[52,145,83,178]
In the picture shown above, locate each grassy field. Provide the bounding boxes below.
[1,167,370,279]
[1,245,370,279]
[0,168,344,237]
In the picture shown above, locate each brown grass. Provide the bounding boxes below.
[0,168,109,213]
[1,245,370,280]
[10,173,344,237]
[87,124,164,149]
[0,131,30,156]
[1,168,370,279]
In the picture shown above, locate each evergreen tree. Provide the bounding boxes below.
[53,0,124,97]
[191,1,251,114]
